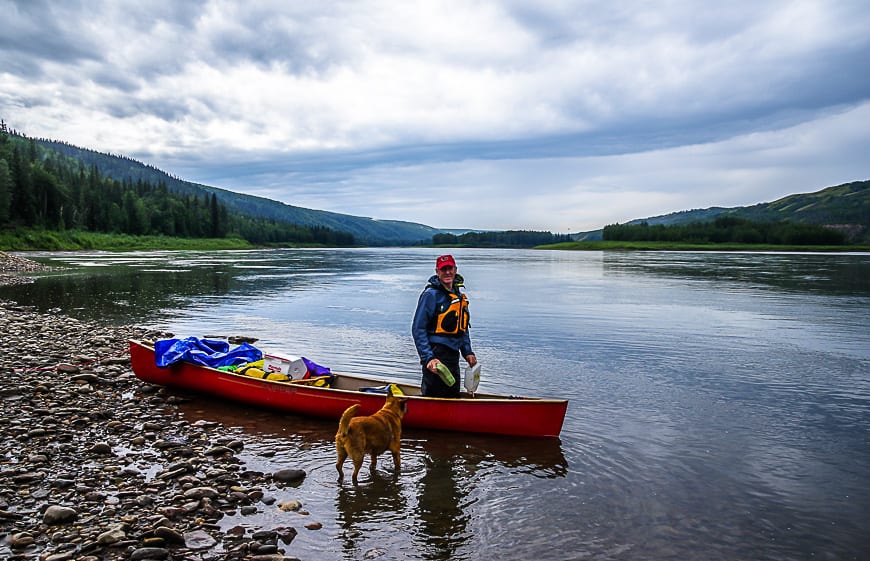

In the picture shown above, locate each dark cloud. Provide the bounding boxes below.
[775,48,870,109]
[196,7,350,75]
[88,69,142,95]
[101,97,192,122]
[0,0,101,77]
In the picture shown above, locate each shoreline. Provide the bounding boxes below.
[0,251,55,287]
[1,254,314,561]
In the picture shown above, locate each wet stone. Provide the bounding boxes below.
[184,529,218,550]
[89,442,113,455]
[153,526,185,544]
[43,505,78,525]
[183,486,219,500]
[129,547,169,560]
[278,500,302,512]
[272,468,306,483]
[96,524,126,545]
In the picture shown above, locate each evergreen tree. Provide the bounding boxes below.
[31,163,68,229]
[11,148,37,226]
[209,192,221,237]
[0,158,11,225]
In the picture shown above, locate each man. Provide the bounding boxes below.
[412,254,477,397]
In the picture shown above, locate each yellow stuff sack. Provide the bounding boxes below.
[388,383,404,395]
[239,365,290,382]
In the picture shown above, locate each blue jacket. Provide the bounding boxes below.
[412,274,473,364]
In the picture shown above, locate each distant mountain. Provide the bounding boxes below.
[34,139,442,245]
[574,180,870,242]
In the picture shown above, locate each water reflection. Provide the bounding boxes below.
[2,255,237,323]
[334,474,409,558]
[601,251,870,295]
[408,433,568,479]
[168,392,567,560]
[1,249,385,324]
[413,442,470,561]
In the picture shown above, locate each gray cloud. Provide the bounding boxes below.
[0,0,101,77]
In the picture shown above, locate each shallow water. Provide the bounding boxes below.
[5,248,869,560]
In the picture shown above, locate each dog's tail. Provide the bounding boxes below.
[337,403,361,437]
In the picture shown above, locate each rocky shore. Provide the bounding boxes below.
[1,253,315,561]
[0,251,54,285]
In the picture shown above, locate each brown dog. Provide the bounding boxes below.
[335,391,409,484]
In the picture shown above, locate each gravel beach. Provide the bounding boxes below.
[1,252,313,561]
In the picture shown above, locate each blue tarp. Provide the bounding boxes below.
[154,337,263,369]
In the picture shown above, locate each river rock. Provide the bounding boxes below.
[278,499,302,512]
[184,529,217,549]
[182,486,219,500]
[272,468,306,483]
[129,547,169,560]
[153,526,185,544]
[43,505,78,524]
[96,524,127,544]
[204,445,235,457]
[273,526,298,544]
[7,532,36,548]
[88,442,113,455]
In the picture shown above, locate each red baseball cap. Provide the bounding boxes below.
[436,254,456,270]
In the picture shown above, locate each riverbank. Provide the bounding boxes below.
[537,240,870,251]
[1,255,316,561]
[0,230,256,252]
[0,250,54,286]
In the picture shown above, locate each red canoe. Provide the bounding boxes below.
[129,339,567,437]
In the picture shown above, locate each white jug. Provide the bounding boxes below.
[464,363,481,393]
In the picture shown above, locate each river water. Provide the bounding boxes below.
[4,248,869,561]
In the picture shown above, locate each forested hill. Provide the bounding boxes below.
[1,127,358,247]
[576,181,870,242]
[35,138,441,245]
[634,180,869,227]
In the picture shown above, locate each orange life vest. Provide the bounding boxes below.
[434,291,469,335]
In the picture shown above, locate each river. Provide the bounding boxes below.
[4,248,869,561]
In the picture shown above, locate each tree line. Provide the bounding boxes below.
[602,217,846,245]
[433,230,572,247]
[0,127,354,246]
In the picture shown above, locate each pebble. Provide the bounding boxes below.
[278,500,302,512]
[0,256,324,561]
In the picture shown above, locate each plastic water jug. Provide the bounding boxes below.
[464,363,481,393]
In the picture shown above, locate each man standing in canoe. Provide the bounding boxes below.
[412,254,477,397]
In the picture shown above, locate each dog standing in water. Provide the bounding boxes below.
[335,390,409,484]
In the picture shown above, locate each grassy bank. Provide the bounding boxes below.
[0,228,256,251]
[537,240,870,252]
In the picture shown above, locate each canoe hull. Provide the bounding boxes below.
[129,340,567,437]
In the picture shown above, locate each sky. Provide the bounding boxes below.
[2,0,869,232]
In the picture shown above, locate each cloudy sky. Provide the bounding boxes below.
[2,0,869,232]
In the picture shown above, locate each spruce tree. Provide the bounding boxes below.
[0,159,11,225]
